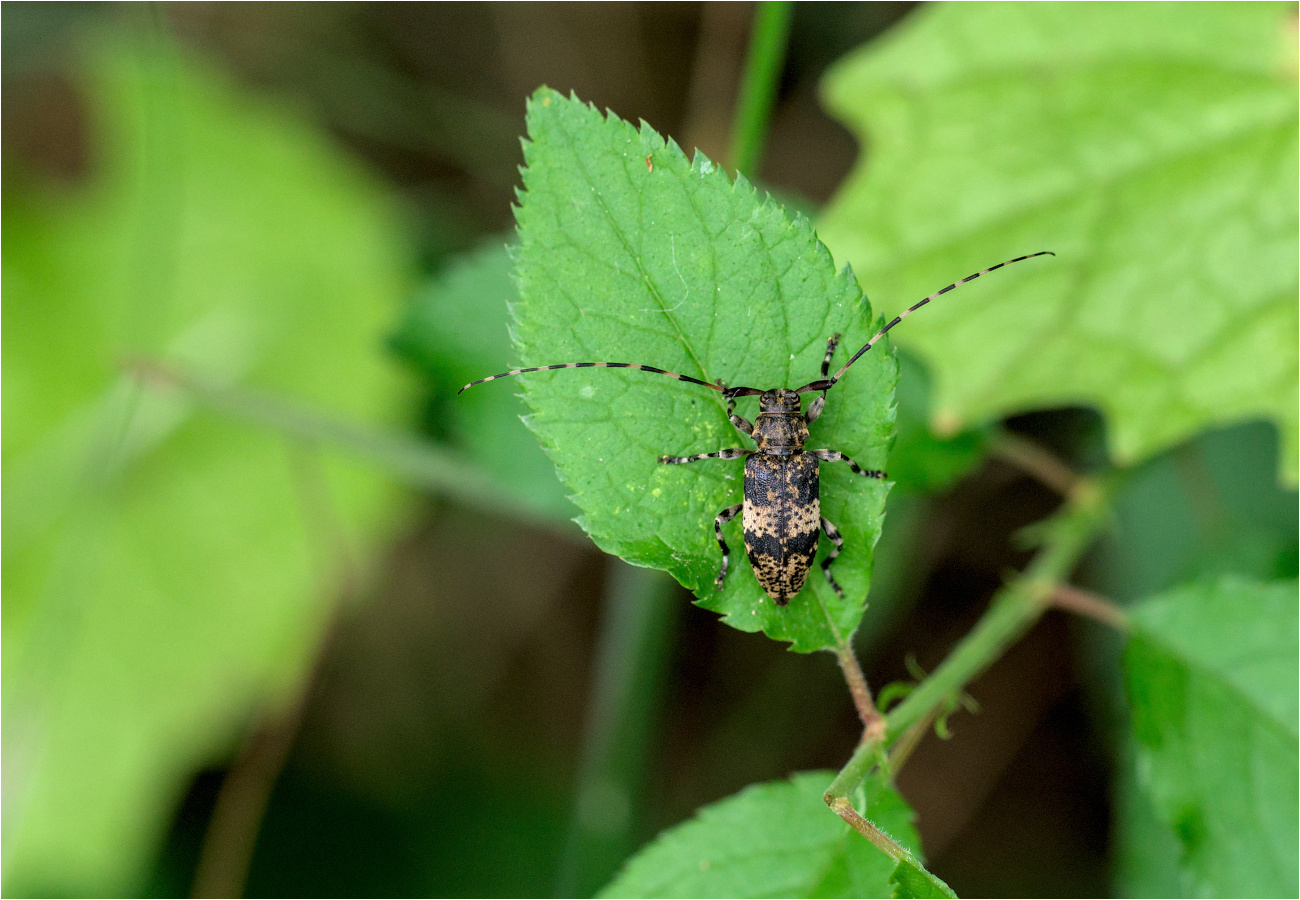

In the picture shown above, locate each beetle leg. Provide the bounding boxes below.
[805,333,841,424]
[810,449,886,479]
[658,448,751,465]
[725,391,754,436]
[820,515,846,598]
[712,503,744,589]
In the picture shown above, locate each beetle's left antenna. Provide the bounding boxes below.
[794,251,1054,394]
[459,361,726,394]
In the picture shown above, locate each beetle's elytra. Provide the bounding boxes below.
[461,252,1053,604]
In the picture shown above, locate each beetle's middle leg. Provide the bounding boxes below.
[658,448,751,465]
[712,503,744,589]
[805,332,841,424]
[810,448,886,479]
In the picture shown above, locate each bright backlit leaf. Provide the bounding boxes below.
[820,2,1298,483]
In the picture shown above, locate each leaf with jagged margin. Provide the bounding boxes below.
[508,88,897,652]
[1124,576,1299,896]
[2,38,409,894]
[820,2,1298,483]
[599,771,932,898]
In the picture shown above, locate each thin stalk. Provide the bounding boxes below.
[834,639,885,740]
[1052,583,1129,630]
[990,429,1080,497]
[728,1,793,177]
[127,358,577,535]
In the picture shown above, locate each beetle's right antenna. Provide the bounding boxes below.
[794,251,1054,394]
[459,361,727,394]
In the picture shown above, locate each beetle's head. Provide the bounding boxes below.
[758,388,801,414]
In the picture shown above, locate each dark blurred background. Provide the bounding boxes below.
[4,4,1294,898]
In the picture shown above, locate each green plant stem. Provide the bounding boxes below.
[826,470,1118,810]
[127,358,578,535]
[885,474,1113,736]
[555,563,678,897]
[728,1,793,177]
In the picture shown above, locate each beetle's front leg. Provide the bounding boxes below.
[805,333,840,424]
[722,388,754,437]
[810,448,886,479]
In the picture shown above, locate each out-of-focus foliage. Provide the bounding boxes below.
[600,771,925,898]
[511,89,895,653]
[1124,576,1298,896]
[819,2,1299,482]
[2,36,410,894]
[390,240,577,522]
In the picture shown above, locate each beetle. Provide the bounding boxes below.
[461,251,1052,604]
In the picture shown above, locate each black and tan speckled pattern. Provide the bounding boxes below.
[742,452,821,605]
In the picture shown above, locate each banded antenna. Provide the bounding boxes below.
[793,251,1054,394]
[459,251,1054,398]
[460,361,725,395]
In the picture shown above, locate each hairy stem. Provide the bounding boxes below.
[835,638,886,737]
[728,0,793,176]
[826,470,1118,829]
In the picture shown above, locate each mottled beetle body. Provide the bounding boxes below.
[461,252,1053,604]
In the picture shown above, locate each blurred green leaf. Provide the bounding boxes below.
[509,88,896,653]
[599,771,924,898]
[888,351,987,494]
[1124,576,1299,896]
[820,2,1298,483]
[390,239,577,521]
[2,36,410,893]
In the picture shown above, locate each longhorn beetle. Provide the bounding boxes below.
[461,251,1053,605]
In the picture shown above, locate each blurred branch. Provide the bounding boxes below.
[728,1,793,177]
[193,443,357,897]
[990,429,1080,497]
[126,357,581,538]
[1051,583,1129,630]
[556,563,678,897]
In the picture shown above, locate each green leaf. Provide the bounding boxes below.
[2,38,409,893]
[1124,576,1299,896]
[509,88,897,652]
[599,771,925,898]
[819,2,1298,483]
[390,239,577,522]
[890,858,957,899]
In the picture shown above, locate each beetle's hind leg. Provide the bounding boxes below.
[712,503,743,590]
[805,333,841,424]
[820,515,846,599]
